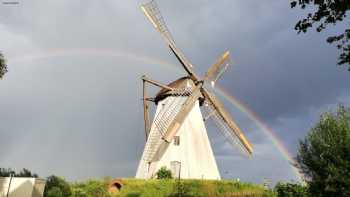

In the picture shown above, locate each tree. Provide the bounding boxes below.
[0,52,7,78]
[44,176,71,197]
[16,168,38,178]
[291,1,350,70]
[274,182,309,197]
[0,168,38,178]
[0,168,15,177]
[156,167,173,179]
[296,105,350,196]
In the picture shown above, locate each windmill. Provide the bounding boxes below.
[136,0,253,180]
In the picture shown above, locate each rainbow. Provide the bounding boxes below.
[8,48,176,71]
[214,85,303,181]
[8,48,303,181]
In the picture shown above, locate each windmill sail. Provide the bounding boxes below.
[141,0,198,79]
[141,86,202,162]
[162,85,202,142]
[204,51,231,87]
[202,88,253,155]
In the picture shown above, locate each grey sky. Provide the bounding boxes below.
[0,0,349,185]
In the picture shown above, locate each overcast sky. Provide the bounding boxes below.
[0,0,349,185]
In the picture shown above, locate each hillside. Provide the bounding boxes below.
[69,178,275,197]
[116,179,274,197]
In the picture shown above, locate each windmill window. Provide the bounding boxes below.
[174,136,180,146]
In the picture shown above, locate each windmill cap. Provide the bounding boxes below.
[154,77,204,105]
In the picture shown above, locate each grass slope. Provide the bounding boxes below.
[116,179,274,197]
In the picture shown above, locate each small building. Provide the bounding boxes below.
[0,177,45,197]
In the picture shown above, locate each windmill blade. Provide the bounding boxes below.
[141,0,198,80]
[141,84,202,162]
[202,88,253,155]
[162,84,202,142]
[204,51,231,87]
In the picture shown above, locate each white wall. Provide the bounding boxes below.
[0,178,45,197]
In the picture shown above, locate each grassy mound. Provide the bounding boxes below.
[67,178,274,197]
[114,179,274,197]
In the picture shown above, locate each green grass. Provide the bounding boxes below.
[116,179,275,197]
[67,178,275,197]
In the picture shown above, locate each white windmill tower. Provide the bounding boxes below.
[136,0,253,180]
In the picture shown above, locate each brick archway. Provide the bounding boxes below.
[107,179,123,194]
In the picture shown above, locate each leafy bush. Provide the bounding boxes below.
[156,167,173,179]
[274,182,308,197]
[44,176,71,197]
[46,187,63,197]
[168,180,192,197]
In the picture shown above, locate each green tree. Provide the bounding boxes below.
[0,168,15,177]
[16,168,38,178]
[0,52,8,78]
[290,1,350,70]
[0,168,38,178]
[44,176,71,197]
[274,182,308,197]
[156,166,173,179]
[296,105,350,196]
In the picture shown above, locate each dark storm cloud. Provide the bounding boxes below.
[0,0,348,183]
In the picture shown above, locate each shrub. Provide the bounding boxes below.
[156,167,173,179]
[168,180,193,197]
[46,187,63,197]
[44,176,71,197]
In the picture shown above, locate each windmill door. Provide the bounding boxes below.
[170,161,181,178]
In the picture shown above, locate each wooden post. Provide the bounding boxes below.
[142,78,151,140]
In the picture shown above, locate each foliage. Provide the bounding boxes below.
[116,179,274,197]
[44,176,71,197]
[124,192,141,197]
[296,105,350,196]
[168,180,192,197]
[0,168,38,178]
[0,52,7,79]
[156,166,173,179]
[274,182,308,197]
[70,179,112,197]
[0,171,274,196]
[290,0,350,69]
[46,187,63,197]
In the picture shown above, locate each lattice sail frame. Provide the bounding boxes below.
[141,0,196,76]
[204,51,232,87]
[141,88,194,162]
[203,99,251,156]
[201,89,253,155]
